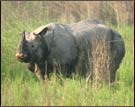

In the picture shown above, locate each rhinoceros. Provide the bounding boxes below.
[16,23,78,80]
[16,19,125,82]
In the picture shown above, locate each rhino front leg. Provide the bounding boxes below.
[34,63,45,81]
[27,62,44,81]
[27,62,35,72]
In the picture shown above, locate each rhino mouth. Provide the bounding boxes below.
[17,57,30,63]
[16,53,30,63]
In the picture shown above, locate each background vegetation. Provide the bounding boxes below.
[1,1,134,106]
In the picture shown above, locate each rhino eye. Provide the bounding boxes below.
[31,44,34,48]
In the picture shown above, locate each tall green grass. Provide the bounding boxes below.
[1,1,134,106]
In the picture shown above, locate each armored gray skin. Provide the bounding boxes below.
[16,23,78,80]
[70,20,125,82]
[16,19,125,82]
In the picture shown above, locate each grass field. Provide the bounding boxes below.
[1,1,134,106]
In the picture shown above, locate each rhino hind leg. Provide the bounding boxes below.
[110,31,125,83]
[110,50,125,83]
[110,60,120,83]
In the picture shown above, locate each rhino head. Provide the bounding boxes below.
[16,27,49,63]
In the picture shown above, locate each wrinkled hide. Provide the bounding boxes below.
[16,23,78,80]
[16,19,125,82]
[70,19,125,82]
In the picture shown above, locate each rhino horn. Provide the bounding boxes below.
[19,31,26,40]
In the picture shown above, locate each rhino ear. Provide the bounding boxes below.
[38,27,48,36]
